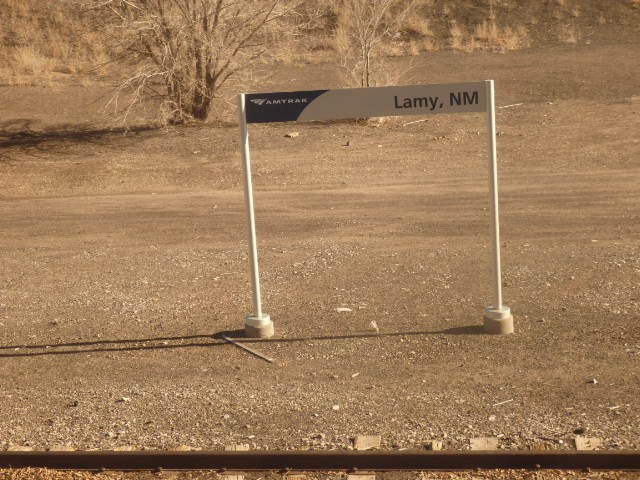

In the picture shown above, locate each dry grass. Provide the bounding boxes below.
[449,23,476,53]
[404,16,434,38]
[0,0,110,84]
[552,0,581,20]
[558,24,581,44]
[474,21,531,51]
[448,19,529,53]
[11,46,57,75]
[396,15,438,54]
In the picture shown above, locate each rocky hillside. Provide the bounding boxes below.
[1,0,638,84]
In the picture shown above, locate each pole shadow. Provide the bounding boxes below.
[0,324,485,358]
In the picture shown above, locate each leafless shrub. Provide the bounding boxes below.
[92,0,296,124]
[333,0,416,88]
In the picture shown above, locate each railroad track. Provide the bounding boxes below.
[1,450,639,472]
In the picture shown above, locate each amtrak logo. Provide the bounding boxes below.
[244,89,327,123]
[250,97,308,106]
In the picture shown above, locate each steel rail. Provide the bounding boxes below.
[1,450,639,472]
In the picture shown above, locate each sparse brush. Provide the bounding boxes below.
[11,45,57,75]
[558,24,580,44]
[403,16,434,39]
[93,0,299,124]
[334,0,417,87]
[449,23,474,52]
[448,16,530,53]
[473,20,530,52]
[0,0,111,83]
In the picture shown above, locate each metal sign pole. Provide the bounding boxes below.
[483,80,513,334]
[238,93,273,338]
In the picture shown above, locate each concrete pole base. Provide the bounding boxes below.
[244,313,274,338]
[483,306,514,334]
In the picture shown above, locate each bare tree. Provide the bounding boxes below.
[95,0,291,123]
[334,0,415,88]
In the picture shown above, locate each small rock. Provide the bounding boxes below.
[332,404,340,411]
[424,440,443,451]
[347,475,375,480]
[369,320,379,333]
[225,444,250,451]
[171,445,200,451]
[354,435,381,450]
[530,440,551,451]
[343,140,352,147]
[285,132,300,138]
[587,378,598,385]
[369,118,386,128]
[470,437,499,450]
[48,445,76,452]
[221,475,245,480]
[351,372,361,378]
[7,445,33,452]
[116,396,131,403]
[336,307,352,313]
[575,436,602,450]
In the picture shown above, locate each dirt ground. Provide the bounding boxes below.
[0,42,639,479]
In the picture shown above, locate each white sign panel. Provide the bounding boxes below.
[245,81,487,123]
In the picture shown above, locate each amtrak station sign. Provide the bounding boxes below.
[237,81,514,339]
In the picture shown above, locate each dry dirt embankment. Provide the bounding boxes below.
[0,41,639,456]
